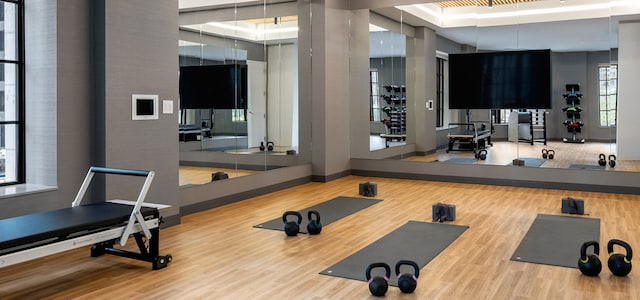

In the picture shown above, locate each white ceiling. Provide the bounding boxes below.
[179,0,640,53]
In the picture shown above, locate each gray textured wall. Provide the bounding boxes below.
[96,0,180,217]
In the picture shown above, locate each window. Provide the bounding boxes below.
[598,64,617,127]
[232,109,246,122]
[0,0,23,185]
[370,70,380,122]
[436,57,444,127]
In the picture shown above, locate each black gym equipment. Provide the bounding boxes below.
[563,84,585,143]
[598,153,607,166]
[607,239,633,277]
[259,141,265,151]
[609,154,616,168]
[267,141,274,151]
[548,150,555,159]
[366,262,391,297]
[282,211,302,237]
[306,210,322,235]
[211,171,229,181]
[542,149,548,159]
[475,149,487,160]
[395,260,419,293]
[578,241,602,276]
[0,166,172,270]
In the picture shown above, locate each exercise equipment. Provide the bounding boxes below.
[607,239,633,276]
[259,141,265,151]
[358,182,378,197]
[547,150,555,160]
[282,211,302,236]
[542,149,548,159]
[306,210,322,235]
[475,149,487,160]
[267,141,274,151]
[609,154,616,168]
[563,84,585,143]
[365,262,390,297]
[395,260,419,293]
[561,197,584,215]
[0,166,172,270]
[211,171,229,181]
[598,154,607,166]
[578,241,602,276]
[446,122,492,153]
[432,203,456,222]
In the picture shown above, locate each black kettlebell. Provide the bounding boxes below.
[267,141,274,151]
[365,262,390,297]
[547,150,555,160]
[578,241,602,276]
[609,155,616,168]
[542,149,548,159]
[282,211,302,237]
[598,153,607,166]
[306,210,322,235]
[475,149,487,160]
[259,141,265,151]
[395,260,420,293]
[607,239,633,276]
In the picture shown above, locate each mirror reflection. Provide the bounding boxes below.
[374,0,640,172]
[177,1,301,186]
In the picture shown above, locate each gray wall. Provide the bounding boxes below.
[94,0,180,218]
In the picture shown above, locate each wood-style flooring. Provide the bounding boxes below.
[1,175,639,299]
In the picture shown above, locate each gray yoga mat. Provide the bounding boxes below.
[319,221,468,286]
[254,196,382,234]
[511,214,600,268]
[443,157,477,164]
[569,164,605,170]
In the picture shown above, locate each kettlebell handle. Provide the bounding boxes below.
[599,153,606,160]
[609,154,617,161]
[282,211,302,225]
[580,241,600,262]
[395,260,420,279]
[608,239,633,260]
[308,210,321,223]
[365,262,391,281]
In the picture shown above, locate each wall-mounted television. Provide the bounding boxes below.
[179,64,247,110]
[448,49,552,109]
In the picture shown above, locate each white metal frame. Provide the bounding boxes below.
[1,167,161,269]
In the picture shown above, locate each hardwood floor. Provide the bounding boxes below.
[1,176,639,299]
[179,165,258,186]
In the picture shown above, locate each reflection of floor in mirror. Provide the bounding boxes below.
[370,135,405,151]
[179,166,258,186]
[403,140,640,172]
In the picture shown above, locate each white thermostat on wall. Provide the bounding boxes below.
[132,94,159,120]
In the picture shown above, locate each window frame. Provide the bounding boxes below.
[0,0,24,185]
[598,63,617,128]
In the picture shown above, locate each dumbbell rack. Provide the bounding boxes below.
[562,84,585,143]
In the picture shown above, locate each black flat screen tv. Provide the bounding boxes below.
[179,64,247,110]
[448,49,551,109]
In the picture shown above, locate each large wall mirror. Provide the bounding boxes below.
[178,0,304,187]
[365,0,640,173]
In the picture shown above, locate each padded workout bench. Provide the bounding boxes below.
[379,134,406,148]
[0,167,172,270]
[446,122,492,153]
